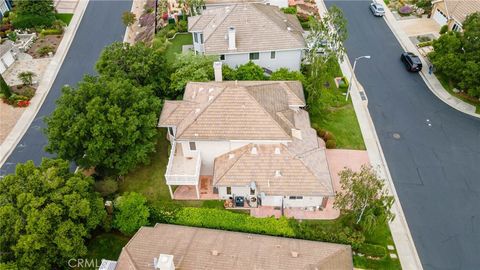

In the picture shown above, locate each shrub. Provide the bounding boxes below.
[324,131,335,141]
[12,14,55,29]
[21,87,35,99]
[417,35,431,42]
[356,243,387,258]
[338,77,349,89]
[37,45,54,56]
[166,29,177,38]
[7,31,17,42]
[270,68,305,82]
[292,220,365,249]
[94,178,119,197]
[40,28,63,36]
[398,5,413,15]
[326,139,337,149]
[122,11,136,27]
[417,40,433,47]
[113,192,150,235]
[281,7,297,14]
[222,64,237,80]
[149,202,183,224]
[300,21,311,30]
[235,61,265,80]
[296,13,310,23]
[18,71,35,86]
[439,24,448,34]
[314,127,327,138]
[174,207,295,237]
[176,20,187,32]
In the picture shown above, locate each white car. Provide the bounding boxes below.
[370,2,385,17]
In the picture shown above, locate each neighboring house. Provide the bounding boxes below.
[204,0,289,9]
[431,0,480,31]
[158,63,334,210]
[0,0,11,18]
[188,3,305,72]
[108,223,353,270]
[0,40,16,74]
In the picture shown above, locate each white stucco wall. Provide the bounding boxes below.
[191,32,204,53]
[218,185,251,199]
[205,0,288,9]
[283,196,324,208]
[261,196,283,207]
[221,49,302,71]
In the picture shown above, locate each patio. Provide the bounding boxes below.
[173,176,219,200]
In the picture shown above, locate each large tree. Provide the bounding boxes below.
[45,75,162,176]
[169,53,216,98]
[13,0,56,28]
[113,192,150,235]
[0,159,106,269]
[96,42,170,98]
[334,165,395,232]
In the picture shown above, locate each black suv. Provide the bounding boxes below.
[401,52,422,72]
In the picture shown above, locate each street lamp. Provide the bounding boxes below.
[345,55,371,101]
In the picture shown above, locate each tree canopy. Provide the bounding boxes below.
[429,12,480,98]
[234,61,266,80]
[169,53,215,98]
[113,192,150,235]
[96,42,169,97]
[0,159,106,269]
[270,68,305,83]
[45,75,162,176]
[13,0,56,28]
[334,165,394,232]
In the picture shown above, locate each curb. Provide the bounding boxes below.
[380,2,479,119]
[0,0,90,170]
[317,1,423,269]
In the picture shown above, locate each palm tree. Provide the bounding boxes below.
[18,71,35,86]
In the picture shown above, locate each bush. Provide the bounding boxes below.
[324,131,335,141]
[173,207,295,237]
[326,139,337,149]
[417,40,433,47]
[398,5,413,15]
[313,126,327,138]
[281,7,297,14]
[356,243,387,258]
[300,21,311,30]
[296,13,310,23]
[21,87,35,99]
[338,77,349,89]
[94,178,119,197]
[292,220,365,249]
[270,68,305,82]
[12,14,55,29]
[37,45,54,56]
[176,20,187,32]
[149,202,183,224]
[113,192,150,235]
[40,28,63,36]
[166,29,177,38]
[439,24,448,34]
[235,61,265,80]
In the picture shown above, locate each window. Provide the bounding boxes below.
[189,142,196,150]
[220,54,225,60]
[250,188,255,195]
[194,33,198,43]
[168,127,174,137]
[289,196,303,200]
[226,187,232,195]
[270,51,276,59]
[249,52,259,60]
[199,33,204,44]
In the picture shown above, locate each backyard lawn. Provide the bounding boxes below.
[165,33,193,63]
[55,13,74,25]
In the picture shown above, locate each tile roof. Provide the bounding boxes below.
[158,81,305,141]
[188,3,306,54]
[115,224,353,270]
[443,0,480,23]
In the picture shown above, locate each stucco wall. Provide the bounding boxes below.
[218,185,251,199]
[222,49,302,71]
[283,196,324,208]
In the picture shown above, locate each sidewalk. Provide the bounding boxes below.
[0,0,90,169]
[317,1,423,269]
[381,3,479,118]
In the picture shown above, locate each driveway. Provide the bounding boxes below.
[325,0,480,269]
[0,1,132,175]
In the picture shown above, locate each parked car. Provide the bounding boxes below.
[370,2,385,16]
[401,52,423,72]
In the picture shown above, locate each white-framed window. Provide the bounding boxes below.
[220,54,225,60]
[226,187,232,195]
[168,127,174,137]
[288,196,303,200]
[249,52,259,60]
[199,33,204,44]
[271,51,276,59]
[189,142,196,150]
[194,33,198,43]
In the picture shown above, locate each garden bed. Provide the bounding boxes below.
[27,34,63,58]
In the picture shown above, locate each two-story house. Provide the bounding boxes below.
[187,3,306,72]
[158,63,334,210]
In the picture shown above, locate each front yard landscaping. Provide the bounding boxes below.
[55,13,74,25]
[164,33,193,63]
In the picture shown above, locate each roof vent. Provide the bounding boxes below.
[229,153,235,159]
[275,170,282,177]
[155,254,175,270]
[208,96,214,101]
[194,133,198,137]
[287,27,292,31]
[251,146,258,155]
[208,88,214,93]
[274,147,281,155]
[276,244,281,248]
[195,108,201,114]
[291,251,299,258]
[211,250,219,256]
[199,87,204,92]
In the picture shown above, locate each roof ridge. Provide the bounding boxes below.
[189,14,215,32]
[175,85,227,139]
[213,144,252,185]
[204,5,236,43]
[252,3,304,41]
[293,146,334,195]
[279,81,305,105]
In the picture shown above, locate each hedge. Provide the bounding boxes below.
[356,243,387,258]
[12,14,55,29]
[172,207,295,237]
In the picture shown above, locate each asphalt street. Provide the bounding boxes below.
[325,0,480,269]
[0,1,132,175]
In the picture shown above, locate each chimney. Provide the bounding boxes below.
[228,27,236,50]
[155,254,175,270]
[213,61,223,82]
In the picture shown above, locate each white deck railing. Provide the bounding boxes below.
[165,142,201,186]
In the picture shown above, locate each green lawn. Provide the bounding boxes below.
[436,72,480,114]
[165,33,193,63]
[85,232,130,268]
[55,13,74,25]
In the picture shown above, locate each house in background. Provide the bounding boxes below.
[105,223,353,270]
[0,0,11,18]
[204,0,289,9]
[431,0,480,31]
[158,62,335,213]
[188,3,305,72]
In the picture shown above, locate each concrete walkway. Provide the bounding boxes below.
[317,1,423,269]
[381,3,479,118]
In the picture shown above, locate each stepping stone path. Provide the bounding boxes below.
[390,253,398,259]
[387,245,395,251]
